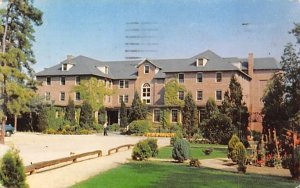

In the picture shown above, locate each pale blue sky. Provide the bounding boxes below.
[32,0,300,72]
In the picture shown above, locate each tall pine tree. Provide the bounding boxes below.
[0,0,43,143]
[128,91,148,123]
[65,99,76,125]
[120,100,128,128]
[182,92,198,139]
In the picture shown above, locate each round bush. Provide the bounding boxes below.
[128,120,150,135]
[228,134,240,162]
[172,139,190,163]
[132,140,152,161]
[235,142,247,172]
[146,138,159,157]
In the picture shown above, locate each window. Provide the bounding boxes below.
[197,90,203,101]
[119,80,129,88]
[144,65,150,74]
[171,109,178,123]
[178,91,184,100]
[178,73,184,83]
[46,77,51,85]
[75,92,80,101]
[75,76,80,85]
[62,64,67,71]
[216,72,222,82]
[60,92,65,101]
[154,110,160,122]
[60,77,66,85]
[119,95,129,104]
[45,92,50,101]
[109,80,112,88]
[197,72,203,83]
[216,90,222,101]
[105,66,108,74]
[142,83,151,104]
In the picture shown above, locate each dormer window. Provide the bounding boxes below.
[196,58,208,67]
[105,66,109,74]
[97,66,109,74]
[62,63,73,71]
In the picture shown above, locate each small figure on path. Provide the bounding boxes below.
[103,122,108,136]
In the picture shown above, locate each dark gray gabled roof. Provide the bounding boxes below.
[36,50,280,80]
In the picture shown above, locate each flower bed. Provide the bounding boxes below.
[144,133,176,137]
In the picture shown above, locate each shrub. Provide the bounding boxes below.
[236,142,247,173]
[128,120,150,135]
[109,123,120,132]
[202,148,213,155]
[189,158,201,167]
[147,138,159,157]
[170,131,183,146]
[45,128,56,134]
[251,130,262,141]
[290,147,300,179]
[172,139,190,163]
[0,149,28,188]
[132,140,152,161]
[228,135,240,162]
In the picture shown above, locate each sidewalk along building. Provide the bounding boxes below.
[35,50,281,131]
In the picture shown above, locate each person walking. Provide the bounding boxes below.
[103,122,108,136]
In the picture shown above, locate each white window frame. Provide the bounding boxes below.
[60,76,66,85]
[178,91,184,100]
[119,80,129,88]
[153,109,161,122]
[141,83,151,104]
[46,77,51,85]
[196,90,203,101]
[119,94,129,104]
[60,92,65,101]
[62,64,68,71]
[178,73,184,83]
[196,72,203,83]
[144,65,150,74]
[216,72,222,82]
[171,109,178,123]
[216,90,222,101]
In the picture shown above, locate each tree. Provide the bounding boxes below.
[65,99,76,125]
[0,0,43,143]
[128,91,148,123]
[280,42,300,121]
[262,73,288,134]
[36,104,48,132]
[205,97,218,118]
[74,77,113,122]
[79,101,93,129]
[182,92,198,139]
[120,100,128,128]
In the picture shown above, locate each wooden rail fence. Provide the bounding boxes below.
[25,150,102,175]
[108,144,134,155]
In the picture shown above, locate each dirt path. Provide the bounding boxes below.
[2,133,170,188]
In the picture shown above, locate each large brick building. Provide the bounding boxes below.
[36,50,281,131]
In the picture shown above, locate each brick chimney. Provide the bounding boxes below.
[67,55,73,60]
[248,53,254,78]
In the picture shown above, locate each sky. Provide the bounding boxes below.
[25,0,300,72]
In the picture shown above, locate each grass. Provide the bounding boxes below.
[157,145,228,159]
[72,161,299,188]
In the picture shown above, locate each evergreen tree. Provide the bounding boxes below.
[280,42,300,120]
[128,91,148,123]
[120,100,128,128]
[65,99,76,125]
[262,73,288,134]
[36,104,48,132]
[182,92,198,139]
[0,0,43,143]
[205,97,218,118]
[79,101,93,129]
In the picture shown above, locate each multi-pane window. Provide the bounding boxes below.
[178,73,184,83]
[178,91,184,100]
[197,90,203,101]
[171,109,178,123]
[75,76,80,85]
[60,92,65,101]
[45,92,51,101]
[75,92,80,101]
[60,77,66,85]
[142,83,151,104]
[144,65,150,74]
[216,72,222,82]
[197,72,203,83]
[216,90,222,101]
[46,77,51,85]
[119,80,129,88]
[119,95,129,104]
[154,110,160,122]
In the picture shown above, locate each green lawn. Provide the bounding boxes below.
[157,145,228,159]
[72,161,299,188]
